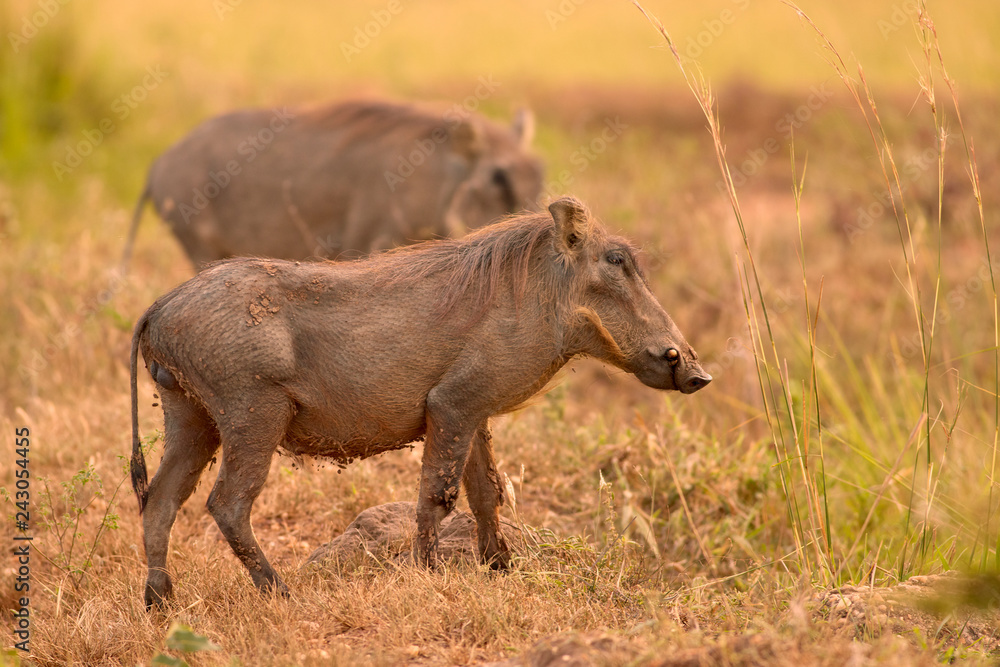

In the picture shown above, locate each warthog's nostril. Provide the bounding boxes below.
[664,348,680,363]
[682,374,712,393]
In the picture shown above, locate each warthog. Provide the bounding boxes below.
[122,100,543,269]
[129,196,711,607]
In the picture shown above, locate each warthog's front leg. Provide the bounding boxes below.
[462,420,510,569]
[415,389,483,567]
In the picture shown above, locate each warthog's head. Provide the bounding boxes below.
[551,197,711,394]
[446,109,544,233]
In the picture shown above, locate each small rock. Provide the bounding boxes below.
[303,501,521,567]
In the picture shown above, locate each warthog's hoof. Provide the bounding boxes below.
[250,571,290,599]
[480,534,512,571]
[485,552,511,572]
[268,581,291,599]
[414,530,441,569]
[414,548,439,570]
[144,578,173,610]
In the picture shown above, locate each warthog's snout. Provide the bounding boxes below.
[643,345,713,394]
[679,371,712,394]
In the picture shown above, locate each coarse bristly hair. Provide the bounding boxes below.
[368,213,565,324]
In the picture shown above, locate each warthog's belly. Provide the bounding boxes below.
[281,428,424,467]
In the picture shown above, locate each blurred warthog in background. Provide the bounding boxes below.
[122,100,543,269]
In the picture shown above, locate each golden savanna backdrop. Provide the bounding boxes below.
[2,0,1000,664]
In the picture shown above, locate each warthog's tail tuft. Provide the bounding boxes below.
[120,178,151,275]
[130,312,150,513]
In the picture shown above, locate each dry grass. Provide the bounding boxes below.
[3,0,1000,665]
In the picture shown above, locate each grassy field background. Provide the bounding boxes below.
[2,0,1000,665]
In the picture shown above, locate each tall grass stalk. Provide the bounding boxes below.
[633,1,833,584]
[636,0,997,585]
[787,1,996,576]
[790,144,832,572]
[914,4,1000,572]
[913,2,950,576]
[783,2,938,580]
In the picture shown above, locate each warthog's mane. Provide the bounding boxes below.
[369,213,559,323]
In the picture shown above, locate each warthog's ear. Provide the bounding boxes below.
[450,120,484,162]
[511,108,535,149]
[549,197,590,254]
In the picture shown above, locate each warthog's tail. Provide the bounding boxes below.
[120,179,151,275]
[130,311,151,514]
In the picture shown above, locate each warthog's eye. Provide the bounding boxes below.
[605,251,625,266]
[665,348,680,363]
[491,168,518,213]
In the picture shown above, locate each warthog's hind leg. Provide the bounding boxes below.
[206,394,293,597]
[143,390,221,608]
[462,420,510,570]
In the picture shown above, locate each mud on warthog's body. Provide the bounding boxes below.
[129,196,711,608]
